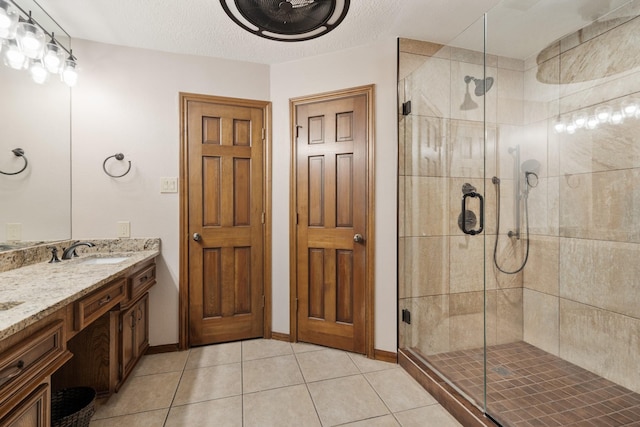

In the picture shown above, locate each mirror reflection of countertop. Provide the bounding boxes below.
[0,238,160,340]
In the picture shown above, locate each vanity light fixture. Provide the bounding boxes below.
[43,34,65,73]
[16,12,44,59]
[0,0,18,39]
[28,57,48,83]
[3,38,25,69]
[0,1,77,86]
[61,50,77,87]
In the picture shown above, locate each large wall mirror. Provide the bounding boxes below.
[0,0,71,250]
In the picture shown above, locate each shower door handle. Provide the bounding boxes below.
[461,192,484,235]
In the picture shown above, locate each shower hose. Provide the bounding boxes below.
[492,177,531,274]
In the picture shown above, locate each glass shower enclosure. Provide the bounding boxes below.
[398,1,640,425]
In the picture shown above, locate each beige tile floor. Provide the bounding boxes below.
[89,339,461,427]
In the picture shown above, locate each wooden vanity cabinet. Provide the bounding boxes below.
[1,382,49,427]
[117,259,155,390]
[0,317,72,427]
[52,258,156,398]
[119,294,148,386]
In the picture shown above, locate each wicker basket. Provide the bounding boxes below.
[51,387,96,427]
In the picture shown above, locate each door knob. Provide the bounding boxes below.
[353,233,364,243]
[193,233,202,242]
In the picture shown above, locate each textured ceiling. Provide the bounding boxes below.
[35,0,502,64]
[33,0,629,64]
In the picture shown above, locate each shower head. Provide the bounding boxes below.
[464,75,494,96]
[460,85,478,110]
[521,159,541,175]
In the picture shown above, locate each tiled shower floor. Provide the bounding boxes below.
[421,341,640,426]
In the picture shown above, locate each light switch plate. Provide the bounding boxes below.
[160,177,178,193]
[117,221,130,238]
[6,223,21,241]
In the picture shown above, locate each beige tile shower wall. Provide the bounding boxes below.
[522,10,640,393]
[398,38,525,357]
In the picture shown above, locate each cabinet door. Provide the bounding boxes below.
[120,306,136,379]
[1,383,49,427]
[134,294,149,358]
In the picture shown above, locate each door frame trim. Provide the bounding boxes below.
[289,84,376,357]
[178,92,273,350]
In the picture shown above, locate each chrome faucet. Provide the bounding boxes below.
[61,241,96,259]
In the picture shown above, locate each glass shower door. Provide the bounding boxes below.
[397,12,491,413]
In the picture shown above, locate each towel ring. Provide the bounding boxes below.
[103,153,132,178]
[0,148,28,176]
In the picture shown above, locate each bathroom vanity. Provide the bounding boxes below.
[0,239,159,426]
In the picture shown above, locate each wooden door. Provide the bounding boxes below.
[186,99,265,346]
[295,93,369,354]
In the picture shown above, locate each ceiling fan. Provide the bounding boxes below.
[220,0,350,42]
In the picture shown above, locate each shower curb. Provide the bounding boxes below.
[398,349,497,427]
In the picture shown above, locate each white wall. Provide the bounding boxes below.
[71,40,270,345]
[270,38,399,352]
[71,37,399,352]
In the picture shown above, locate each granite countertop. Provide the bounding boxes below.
[0,239,160,341]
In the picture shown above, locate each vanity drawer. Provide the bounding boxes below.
[75,278,126,330]
[129,263,156,302]
[0,321,65,394]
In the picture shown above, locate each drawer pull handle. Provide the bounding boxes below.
[137,307,143,321]
[139,276,148,283]
[0,360,24,380]
[98,295,112,306]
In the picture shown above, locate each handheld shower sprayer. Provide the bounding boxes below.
[492,147,540,275]
[521,158,541,197]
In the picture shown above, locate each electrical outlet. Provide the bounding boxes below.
[160,177,178,193]
[6,223,21,241]
[117,221,130,238]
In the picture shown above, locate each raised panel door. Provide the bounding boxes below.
[295,94,368,353]
[187,100,265,345]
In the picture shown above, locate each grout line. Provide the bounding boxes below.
[162,348,191,427]
[293,345,324,426]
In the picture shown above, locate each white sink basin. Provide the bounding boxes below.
[79,256,129,265]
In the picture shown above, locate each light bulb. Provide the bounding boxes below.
[572,112,587,128]
[610,110,624,125]
[16,20,44,59]
[595,106,612,123]
[0,0,18,39]
[3,39,25,69]
[553,118,566,133]
[621,100,638,117]
[62,55,78,87]
[43,38,65,73]
[29,59,48,84]
[566,123,577,134]
[586,116,599,130]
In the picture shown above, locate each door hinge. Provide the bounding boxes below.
[262,128,265,140]
[296,213,299,224]
[262,295,265,308]
[261,212,265,224]
[401,309,411,324]
[119,320,122,332]
[402,101,412,116]
[295,298,299,313]
[119,363,122,376]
